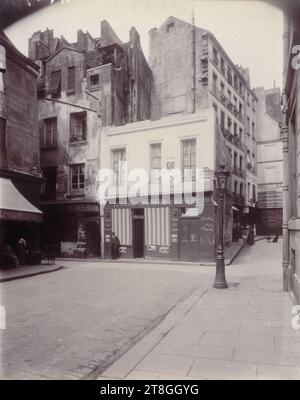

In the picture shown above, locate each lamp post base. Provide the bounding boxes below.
[213,252,228,289]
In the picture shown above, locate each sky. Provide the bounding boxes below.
[4,0,283,90]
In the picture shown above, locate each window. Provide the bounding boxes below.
[0,117,7,167]
[240,183,243,195]
[220,111,225,132]
[239,127,243,140]
[234,181,238,194]
[247,117,250,134]
[227,67,232,85]
[220,82,225,94]
[227,89,231,100]
[0,44,5,92]
[182,139,196,180]
[49,70,61,97]
[41,167,57,199]
[112,148,127,186]
[247,182,250,201]
[90,73,99,87]
[213,47,218,65]
[220,57,225,74]
[252,122,255,139]
[70,164,85,194]
[150,143,161,182]
[67,66,75,93]
[234,123,237,136]
[239,155,243,173]
[70,112,87,143]
[252,184,256,202]
[41,117,57,149]
[167,22,175,33]
[233,152,237,170]
[212,73,218,91]
[227,117,232,130]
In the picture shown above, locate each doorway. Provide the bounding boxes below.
[85,221,100,257]
[179,218,200,261]
[132,209,144,258]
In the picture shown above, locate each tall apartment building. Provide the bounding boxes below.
[28,20,151,257]
[0,31,42,261]
[149,16,258,240]
[255,87,282,236]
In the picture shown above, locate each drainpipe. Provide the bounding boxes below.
[282,12,290,292]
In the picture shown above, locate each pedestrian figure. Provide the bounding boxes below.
[16,238,27,265]
[111,232,120,260]
[247,226,255,245]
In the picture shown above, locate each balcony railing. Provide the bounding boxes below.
[211,86,243,122]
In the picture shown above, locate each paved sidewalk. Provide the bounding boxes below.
[57,241,244,266]
[0,262,62,282]
[98,240,300,380]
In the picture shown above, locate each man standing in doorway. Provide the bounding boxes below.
[111,232,120,260]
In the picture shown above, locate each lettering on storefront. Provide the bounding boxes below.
[159,246,169,254]
[258,184,282,192]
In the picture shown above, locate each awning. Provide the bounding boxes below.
[0,177,42,222]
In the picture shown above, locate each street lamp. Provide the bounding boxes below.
[213,165,230,289]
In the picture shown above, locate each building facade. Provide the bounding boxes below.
[28,20,151,257]
[0,31,42,262]
[282,4,300,302]
[149,16,258,241]
[255,87,283,235]
[100,109,232,262]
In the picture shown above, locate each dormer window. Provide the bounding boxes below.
[167,22,175,33]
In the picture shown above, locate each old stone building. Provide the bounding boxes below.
[28,20,151,256]
[0,31,42,262]
[255,87,282,236]
[149,16,258,242]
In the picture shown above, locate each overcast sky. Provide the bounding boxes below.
[4,0,283,90]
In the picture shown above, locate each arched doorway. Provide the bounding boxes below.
[85,221,100,257]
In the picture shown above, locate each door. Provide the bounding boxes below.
[179,218,200,261]
[133,218,144,258]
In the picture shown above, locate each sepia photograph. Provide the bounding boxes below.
[0,0,299,386]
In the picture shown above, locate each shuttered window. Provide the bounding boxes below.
[68,66,75,93]
[41,117,57,149]
[49,70,61,97]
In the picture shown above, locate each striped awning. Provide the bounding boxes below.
[0,177,42,222]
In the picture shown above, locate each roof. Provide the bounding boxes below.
[0,31,39,72]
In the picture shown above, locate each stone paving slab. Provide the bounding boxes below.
[98,241,299,380]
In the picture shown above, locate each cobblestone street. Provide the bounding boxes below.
[0,259,211,379]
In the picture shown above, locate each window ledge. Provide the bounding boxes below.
[69,141,87,147]
[41,146,58,151]
[67,194,85,199]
